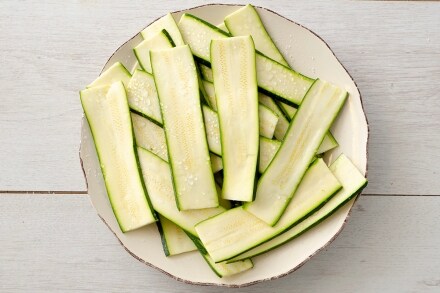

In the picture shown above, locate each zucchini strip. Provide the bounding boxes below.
[258,104,279,139]
[318,132,339,154]
[87,62,131,88]
[244,80,348,226]
[126,70,162,124]
[211,36,259,202]
[151,45,218,210]
[131,112,168,161]
[224,6,339,152]
[80,83,156,232]
[210,153,223,173]
[134,30,174,73]
[156,215,197,256]
[259,137,281,174]
[229,154,368,262]
[141,13,184,46]
[178,13,313,106]
[223,4,297,123]
[195,159,341,262]
[200,250,253,278]
[258,93,290,141]
[224,4,289,66]
[202,105,222,156]
[137,147,224,236]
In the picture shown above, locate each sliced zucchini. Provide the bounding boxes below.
[259,104,279,139]
[244,80,348,226]
[224,4,289,66]
[216,22,229,33]
[211,36,259,202]
[200,64,214,82]
[259,137,281,173]
[258,93,289,140]
[195,158,341,262]
[151,45,218,210]
[137,147,225,236]
[202,105,221,156]
[80,83,156,232]
[202,251,253,277]
[210,153,223,173]
[229,154,368,262]
[178,13,314,106]
[87,62,131,88]
[126,70,162,124]
[202,80,217,110]
[157,215,197,256]
[278,102,297,120]
[317,131,339,154]
[131,112,167,161]
[223,5,339,151]
[141,13,184,46]
[134,30,174,73]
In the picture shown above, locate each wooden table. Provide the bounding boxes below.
[1,0,439,292]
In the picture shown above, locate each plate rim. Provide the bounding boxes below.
[79,3,369,288]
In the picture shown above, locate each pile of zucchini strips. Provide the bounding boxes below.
[80,4,367,278]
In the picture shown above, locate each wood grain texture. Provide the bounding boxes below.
[0,194,439,292]
[0,1,438,193]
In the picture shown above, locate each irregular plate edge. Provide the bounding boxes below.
[78,3,370,288]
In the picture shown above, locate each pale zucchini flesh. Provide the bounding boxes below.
[223,5,338,151]
[200,64,214,82]
[210,153,223,173]
[202,252,253,277]
[224,4,289,66]
[317,131,339,154]
[211,36,259,202]
[141,13,184,46]
[151,45,218,210]
[80,83,156,232]
[258,93,289,140]
[216,22,229,33]
[134,30,174,74]
[229,154,368,262]
[157,215,197,256]
[137,148,225,236]
[202,79,217,110]
[244,80,348,226]
[130,88,222,158]
[127,70,162,124]
[131,112,168,161]
[178,13,314,106]
[195,158,341,262]
[259,137,281,173]
[258,104,279,139]
[87,62,131,88]
[203,80,279,139]
[202,105,222,156]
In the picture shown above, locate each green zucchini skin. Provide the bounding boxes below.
[87,62,131,89]
[157,215,197,257]
[195,159,342,263]
[80,82,156,232]
[178,13,313,106]
[137,147,225,236]
[228,154,368,262]
[244,80,348,226]
[210,36,259,202]
[151,45,218,210]
[224,4,289,66]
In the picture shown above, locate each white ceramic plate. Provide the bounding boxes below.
[80,4,368,287]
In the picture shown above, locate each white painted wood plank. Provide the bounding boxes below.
[0,0,439,194]
[1,194,439,292]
